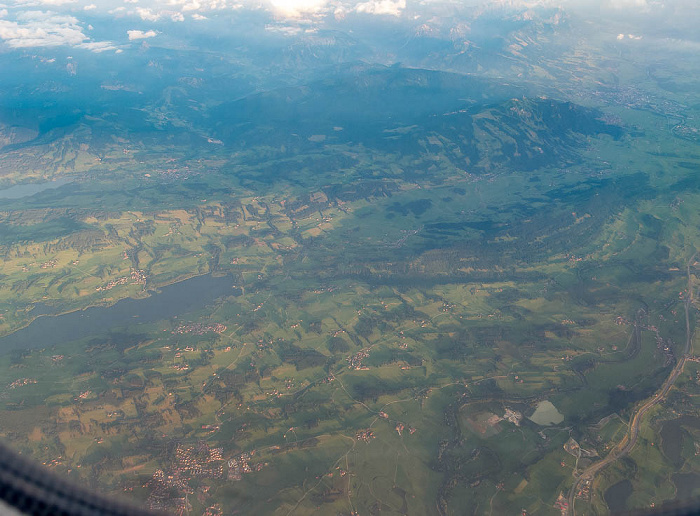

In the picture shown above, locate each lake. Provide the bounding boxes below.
[0,274,239,353]
[0,177,74,199]
[661,416,700,466]
[604,479,633,513]
[672,473,700,500]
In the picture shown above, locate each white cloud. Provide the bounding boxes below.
[615,32,644,40]
[127,28,157,39]
[265,23,302,34]
[12,0,77,6]
[355,0,405,16]
[607,0,647,7]
[269,0,328,17]
[135,6,159,20]
[134,5,185,21]
[181,1,201,11]
[78,39,118,51]
[5,0,661,42]
[0,9,115,51]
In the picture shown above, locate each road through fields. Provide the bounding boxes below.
[567,253,697,516]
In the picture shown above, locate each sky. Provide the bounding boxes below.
[0,0,693,54]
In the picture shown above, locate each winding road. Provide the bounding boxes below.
[566,253,697,516]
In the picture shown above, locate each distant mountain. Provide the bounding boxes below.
[211,65,621,174]
[210,65,518,143]
[419,96,622,173]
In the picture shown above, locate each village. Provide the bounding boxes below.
[146,442,266,515]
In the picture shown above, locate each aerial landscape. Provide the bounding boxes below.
[0,0,699,514]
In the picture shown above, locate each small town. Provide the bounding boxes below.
[172,322,227,335]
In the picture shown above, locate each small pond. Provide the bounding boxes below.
[604,479,633,513]
[528,400,564,426]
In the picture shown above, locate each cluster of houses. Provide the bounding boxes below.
[203,504,223,516]
[395,423,417,436]
[355,429,375,443]
[96,269,147,292]
[227,451,265,481]
[147,442,266,513]
[172,322,227,335]
[554,492,569,515]
[347,349,371,370]
[147,469,192,512]
[174,443,224,478]
[75,390,92,400]
[19,258,60,272]
[8,378,36,389]
[575,478,591,500]
[40,259,58,269]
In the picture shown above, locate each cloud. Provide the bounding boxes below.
[78,40,118,51]
[607,0,647,7]
[9,0,659,43]
[181,1,201,11]
[355,0,405,16]
[264,0,408,18]
[135,6,159,20]
[268,0,328,17]
[134,6,185,21]
[12,0,77,6]
[265,23,303,35]
[23,0,409,25]
[127,28,157,39]
[126,0,235,21]
[0,10,116,51]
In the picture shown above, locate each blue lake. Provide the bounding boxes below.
[0,274,239,353]
[0,178,73,199]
